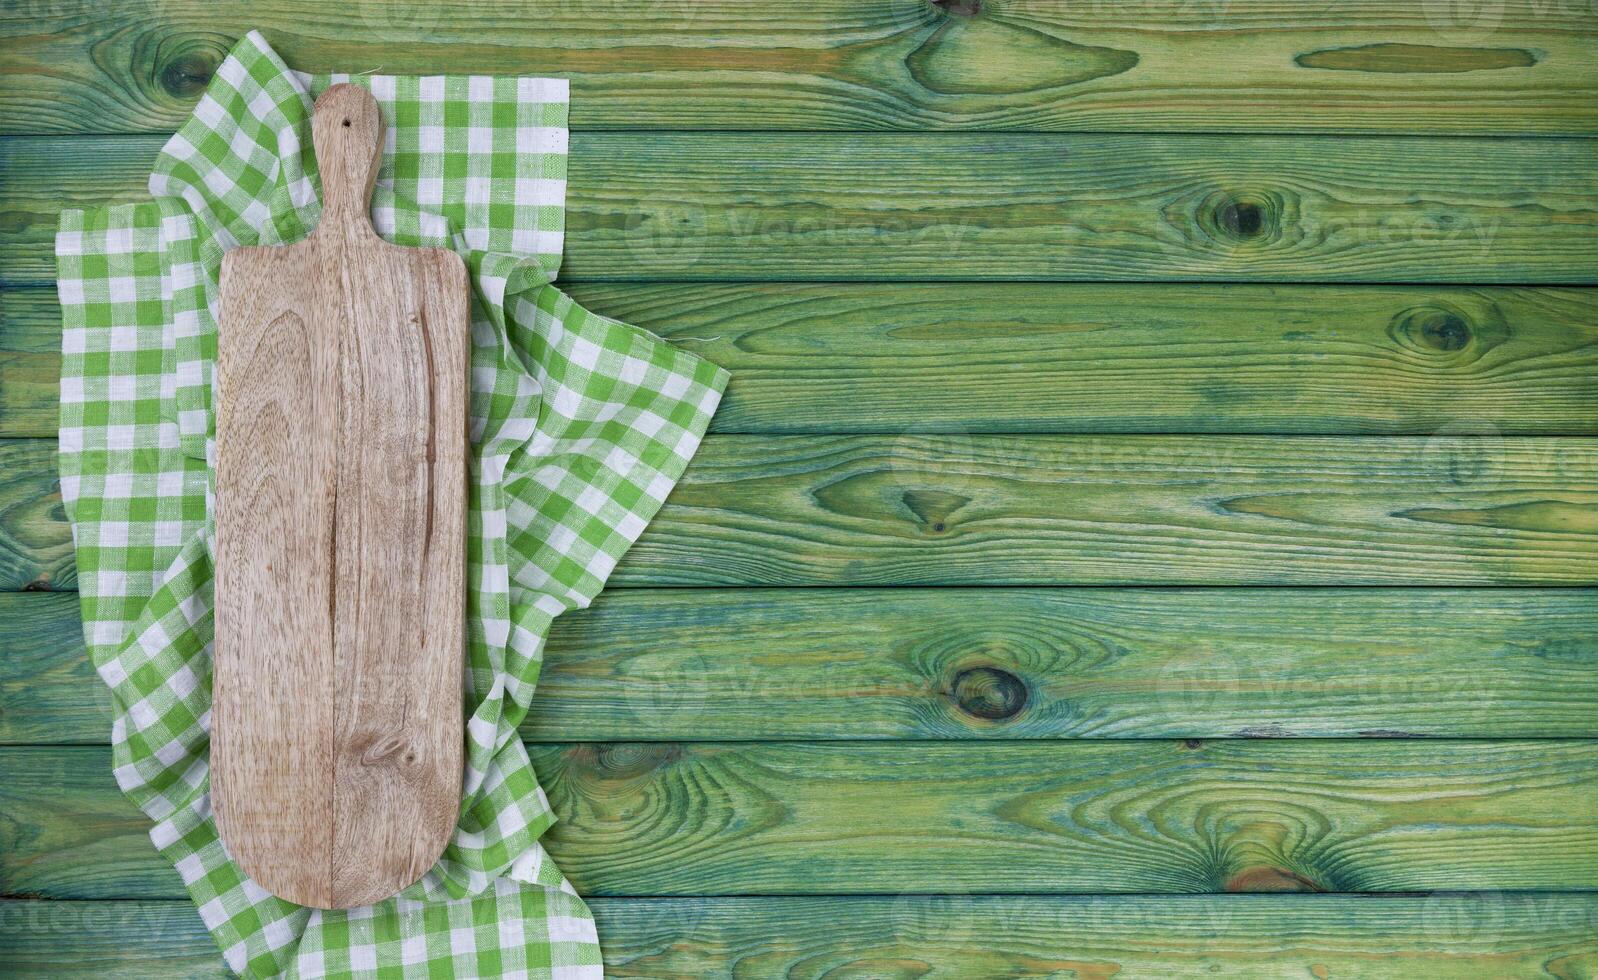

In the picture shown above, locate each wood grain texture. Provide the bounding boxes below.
[617,435,1598,587]
[0,439,73,591]
[4,895,1597,979]
[13,283,1598,439]
[212,85,467,910]
[0,287,59,439]
[9,434,1598,590]
[6,741,1598,898]
[7,589,1598,744]
[5,0,1596,968]
[3,1,1597,135]
[0,592,111,745]
[575,282,1598,435]
[7,132,1598,286]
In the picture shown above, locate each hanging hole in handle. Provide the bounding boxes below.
[342,119,350,127]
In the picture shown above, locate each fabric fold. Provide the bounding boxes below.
[56,30,727,978]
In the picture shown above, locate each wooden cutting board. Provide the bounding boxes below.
[212,83,468,910]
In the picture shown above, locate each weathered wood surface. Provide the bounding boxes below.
[6,2,1597,970]
[8,283,1598,439]
[8,434,1598,592]
[211,84,468,910]
[7,589,1597,745]
[3,895,1597,979]
[4,1,1597,135]
[0,288,57,439]
[616,434,1598,586]
[5,741,1598,898]
[7,133,1598,286]
[0,440,73,591]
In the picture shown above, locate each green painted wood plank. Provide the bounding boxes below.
[7,589,1597,745]
[8,283,1598,439]
[7,434,1598,592]
[6,134,1597,286]
[610,433,1598,587]
[5,741,1597,898]
[0,901,227,979]
[0,440,72,592]
[3,2,1597,135]
[0,137,151,289]
[3,895,1597,978]
[0,288,62,440]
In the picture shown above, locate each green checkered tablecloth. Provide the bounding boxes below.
[55,31,726,978]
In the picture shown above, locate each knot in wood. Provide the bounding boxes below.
[157,40,222,99]
[951,666,1028,721]
[1391,305,1474,353]
[1196,189,1284,247]
[359,733,416,767]
[1217,199,1264,238]
[593,742,680,778]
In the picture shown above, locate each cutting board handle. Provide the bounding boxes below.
[312,83,384,240]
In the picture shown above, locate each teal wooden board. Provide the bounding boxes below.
[6,742,1598,899]
[7,589,1598,744]
[4,896,1597,978]
[9,283,1598,439]
[5,133,1598,286]
[6,1,1598,135]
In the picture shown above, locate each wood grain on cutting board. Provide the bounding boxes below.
[210,84,468,910]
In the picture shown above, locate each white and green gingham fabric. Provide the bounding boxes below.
[55,31,727,978]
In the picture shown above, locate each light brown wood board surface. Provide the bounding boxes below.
[211,83,469,910]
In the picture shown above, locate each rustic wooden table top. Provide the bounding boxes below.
[2,2,1597,975]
